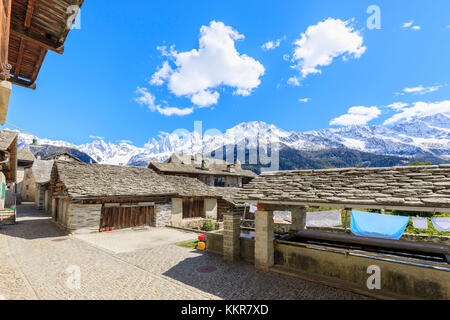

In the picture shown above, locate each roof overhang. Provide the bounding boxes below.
[6,0,85,89]
[70,193,179,201]
[237,199,450,213]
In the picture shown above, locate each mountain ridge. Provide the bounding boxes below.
[15,113,450,168]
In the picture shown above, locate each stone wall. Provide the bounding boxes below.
[306,226,450,245]
[206,231,223,255]
[204,198,217,220]
[65,203,102,234]
[205,231,255,263]
[35,185,46,210]
[171,198,183,226]
[0,209,15,225]
[21,167,35,202]
[240,238,255,263]
[223,213,240,262]
[155,202,172,227]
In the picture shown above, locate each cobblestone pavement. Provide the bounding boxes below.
[0,205,366,300]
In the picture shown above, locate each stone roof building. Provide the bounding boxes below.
[17,148,35,165]
[42,152,82,162]
[235,165,450,212]
[149,153,257,188]
[48,161,228,233]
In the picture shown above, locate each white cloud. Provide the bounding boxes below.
[190,90,220,107]
[89,135,104,140]
[287,76,300,86]
[402,21,421,30]
[384,100,450,125]
[402,85,442,95]
[261,38,282,51]
[154,21,264,108]
[330,106,381,126]
[135,87,194,117]
[291,18,366,78]
[385,102,409,111]
[402,21,414,28]
[150,61,172,86]
[299,98,310,103]
[157,106,194,117]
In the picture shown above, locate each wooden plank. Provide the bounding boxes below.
[24,0,36,29]
[13,38,26,78]
[10,23,64,54]
[0,0,11,80]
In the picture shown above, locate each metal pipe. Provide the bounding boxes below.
[295,230,450,256]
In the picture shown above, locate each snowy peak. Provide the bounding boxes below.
[12,113,450,167]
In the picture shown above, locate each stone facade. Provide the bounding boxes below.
[21,167,35,202]
[35,184,47,210]
[204,198,217,220]
[290,206,307,231]
[53,200,102,234]
[223,212,241,262]
[154,202,172,227]
[170,198,183,226]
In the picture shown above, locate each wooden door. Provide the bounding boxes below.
[100,206,154,229]
[182,197,205,219]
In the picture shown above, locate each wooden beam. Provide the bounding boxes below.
[10,24,64,54]
[0,0,12,80]
[13,38,26,77]
[24,0,36,29]
[8,77,36,90]
[31,47,47,82]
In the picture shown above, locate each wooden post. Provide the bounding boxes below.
[0,0,11,80]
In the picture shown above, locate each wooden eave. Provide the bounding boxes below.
[6,0,84,88]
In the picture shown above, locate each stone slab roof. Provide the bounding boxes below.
[163,175,220,198]
[213,187,246,206]
[0,130,17,151]
[32,160,54,184]
[53,161,229,200]
[234,165,450,210]
[149,161,257,178]
[17,148,35,163]
[54,161,177,200]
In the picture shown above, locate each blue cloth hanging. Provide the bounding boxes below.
[351,210,410,240]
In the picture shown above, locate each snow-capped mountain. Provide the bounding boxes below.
[16,113,450,166]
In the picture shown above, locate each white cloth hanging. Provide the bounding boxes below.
[249,205,258,214]
[412,217,428,230]
[306,210,342,228]
[431,218,450,232]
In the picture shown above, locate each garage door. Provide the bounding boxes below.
[100,206,154,229]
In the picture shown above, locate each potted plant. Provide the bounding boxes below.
[110,226,115,231]
[99,227,105,232]
[105,226,110,232]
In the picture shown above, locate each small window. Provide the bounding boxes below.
[214,176,226,187]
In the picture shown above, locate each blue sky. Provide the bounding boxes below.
[4,0,450,146]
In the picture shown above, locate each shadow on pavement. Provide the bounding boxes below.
[0,205,65,240]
